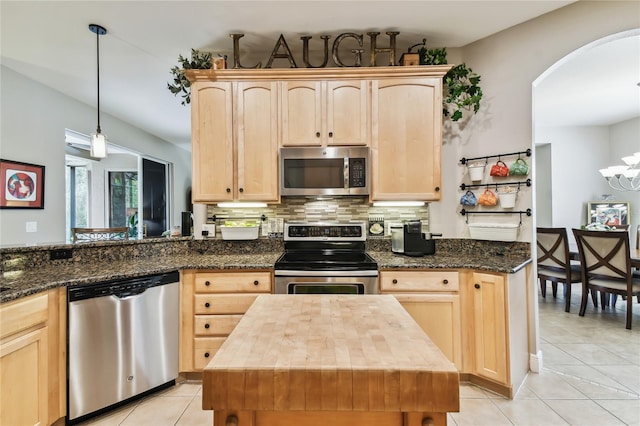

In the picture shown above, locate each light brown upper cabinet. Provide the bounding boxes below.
[190,81,279,203]
[371,78,443,201]
[281,80,369,146]
[235,82,279,202]
[190,82,234,202]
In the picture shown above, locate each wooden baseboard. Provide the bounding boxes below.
[459,373,513,398]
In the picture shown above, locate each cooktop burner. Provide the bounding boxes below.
[275,222,378,272]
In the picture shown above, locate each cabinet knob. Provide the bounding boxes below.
[316,132,321,138]
[226,415,239,426]
[226,188,231,193]
[392,279,398,284]
[328,131,333,137]
[204,352,210,358]
[204,323,210,329]
[435,186,440,192]
[205,281,211,286]
[253,280,259,286]
[443,279,449,285]
[205,302,210,308]
[239,188,244,193]
[474,283,480,289]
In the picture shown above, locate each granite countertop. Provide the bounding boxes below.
[1,238,531,304]
[1,252,282,303]
[371,251,531,273]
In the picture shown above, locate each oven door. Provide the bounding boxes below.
[274,271,378,295]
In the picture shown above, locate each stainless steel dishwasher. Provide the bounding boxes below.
[67,271,179,424]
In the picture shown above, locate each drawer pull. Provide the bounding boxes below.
[205,302,211,308]
[392,279,398,284]
[204,323,210,329]
[253,280,259,286]
[205,281,211,286]
[204,352,210,358]
[443,279,449,285]
[474,283,480,289]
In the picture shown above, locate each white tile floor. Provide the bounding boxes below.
[79,285,639,426]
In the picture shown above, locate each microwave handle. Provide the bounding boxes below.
[344,157,349,190]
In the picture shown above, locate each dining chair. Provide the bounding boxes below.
[572,228,640,329]
[536,227,582,312]
[72,227,130,243]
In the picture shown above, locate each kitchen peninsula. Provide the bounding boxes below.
[203,294,460,426]
[0,237,530,425]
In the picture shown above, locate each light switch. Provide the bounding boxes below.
[26,221,37,232]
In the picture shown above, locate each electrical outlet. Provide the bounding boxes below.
[50,248,73,260]
[26,221,37,232]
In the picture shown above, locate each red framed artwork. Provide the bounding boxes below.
[0,159,45,209]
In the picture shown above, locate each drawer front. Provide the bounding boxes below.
[193,293,259,315]
[194,337,226,370]
[194,272,272,293]
[194,314,242,336]
[380,270,459,292]
[0,292,48,339]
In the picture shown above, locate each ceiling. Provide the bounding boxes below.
[1,1,638,152]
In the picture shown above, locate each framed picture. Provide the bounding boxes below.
[587,201,630,227]
[0,159,45,209]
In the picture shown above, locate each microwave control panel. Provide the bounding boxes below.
[349,158,366,188]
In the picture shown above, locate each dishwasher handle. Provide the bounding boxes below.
[114,285,148,298]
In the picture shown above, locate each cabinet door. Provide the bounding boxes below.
[393,293,461,370]
[281,81,323,146]
[469,272,508,384]
[1,327,49,426]
[371,78,442,201]
[236,82,280,201]
[326,80,369,146]
[191,82,234,202]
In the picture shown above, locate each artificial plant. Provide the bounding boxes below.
[418,46,483,122]
[167,49,212,105]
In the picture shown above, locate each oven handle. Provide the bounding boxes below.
[274,270,378,277]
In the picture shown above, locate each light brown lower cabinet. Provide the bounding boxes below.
[0,288,66,426]
[459,268,530,397]
[381,267,530,398]
[180,270,273,372]
[379,270,462,370]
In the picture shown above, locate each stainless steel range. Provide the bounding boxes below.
[274,222,378,294]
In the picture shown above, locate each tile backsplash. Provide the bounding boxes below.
[206,196,429,236]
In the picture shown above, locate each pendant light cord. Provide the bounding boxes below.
[89,24,107,134]
[96,27,101,133]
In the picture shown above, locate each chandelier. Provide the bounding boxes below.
[599,152,640,191]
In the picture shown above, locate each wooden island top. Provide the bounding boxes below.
[203,295,460,426]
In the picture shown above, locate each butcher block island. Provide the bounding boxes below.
[202,295,460,426]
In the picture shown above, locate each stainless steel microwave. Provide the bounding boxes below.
[280,147,370,196]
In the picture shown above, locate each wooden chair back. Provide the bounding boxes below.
[72,227,129,243]
[536,227,572,270]
[572,228,638,329]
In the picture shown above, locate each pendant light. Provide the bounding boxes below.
[89,24,107,158]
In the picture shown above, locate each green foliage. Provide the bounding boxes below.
[418,46,483,122]
[167,49,212,105]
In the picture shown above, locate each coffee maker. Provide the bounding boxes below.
[391,220,441,256]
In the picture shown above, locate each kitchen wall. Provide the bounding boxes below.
[0,66,192,246]
[429,1,639,245]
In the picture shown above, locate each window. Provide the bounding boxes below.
[109,171,138,236]
[66,163,90,242]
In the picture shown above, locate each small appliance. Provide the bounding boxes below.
[391,220,441,257]
[279,147,369,196]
